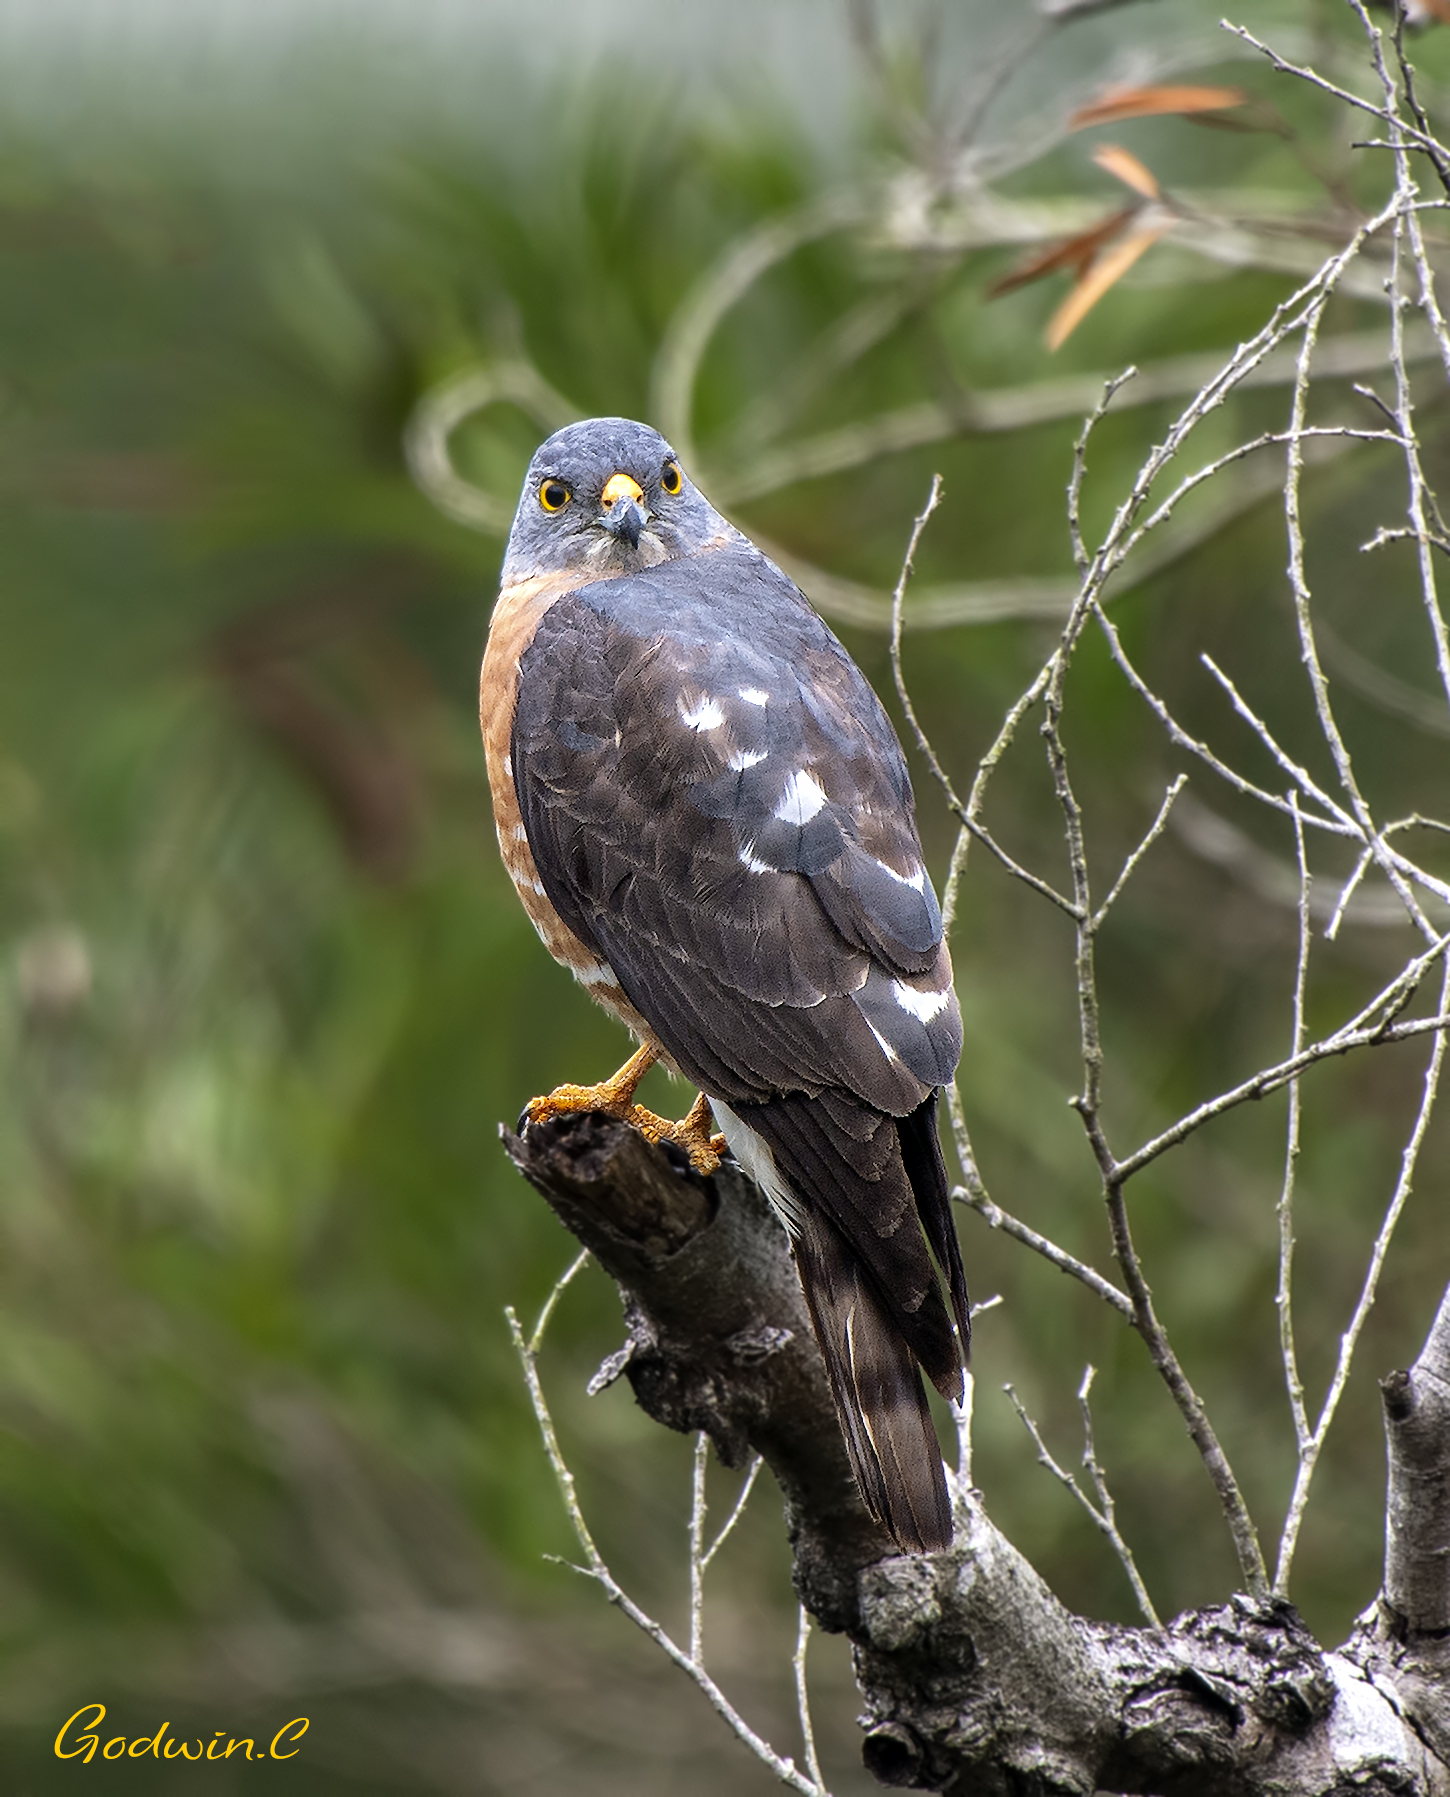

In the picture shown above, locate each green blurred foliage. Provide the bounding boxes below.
[1,1,1449,1788]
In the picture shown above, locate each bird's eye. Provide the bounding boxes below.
[539,479,570,512]
[660,461,683,496]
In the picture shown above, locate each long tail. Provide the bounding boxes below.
[794,1207,954,1552]
[734,1089,969,1554]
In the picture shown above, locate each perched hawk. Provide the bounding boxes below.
[481,417,968,1554]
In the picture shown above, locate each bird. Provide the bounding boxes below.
[480,416,968,1554]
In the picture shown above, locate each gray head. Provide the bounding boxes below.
[500,417,734,587]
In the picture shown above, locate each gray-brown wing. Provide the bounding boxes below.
[510,545,962,1113]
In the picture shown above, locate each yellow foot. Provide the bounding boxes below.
[628,1090,727,1177]
[523,1051,725,1176]
[523,1043,658,1128]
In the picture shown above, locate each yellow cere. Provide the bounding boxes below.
[600,472,644,507]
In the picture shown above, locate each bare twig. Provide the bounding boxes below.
[507,1271,830,1796]
[1198,655,1354,839]
[1277,230,1443,944]
[529,1249,592,1354]
[1275,798,1313,1482]
[1325,845,1377,943]
[793,1608,827,1794]
[1068,369,1138,576]
[1099,1169,1271,1598]
[954,1184,1134,1319]
[1078,1368,1161,1630]
[1275,954,1450,1594]
[888,485,1081,913]
[889,474,959,816]
[701,1456,765,1571]
[963,817,1082,916]
[1091,776,1188,930]
[1093,605,1359,838]
[1226,21,1450,169]
[711,329,1440,509]
[1005,1374,1160,1627]
[690,1431,709,1667]
[1117,1005,1450,1184]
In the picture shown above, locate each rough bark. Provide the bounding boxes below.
[504,1116,1450,1795]
[502,1112,888,1632]
[1382,1285,1450,1635]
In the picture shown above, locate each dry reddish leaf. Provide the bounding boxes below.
[987,207,1135,299]
[1046,216,1174,351]
[1070,84,1246,130]
[1092,143,1160,200]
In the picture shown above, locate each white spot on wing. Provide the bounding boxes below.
[739,687,768,706]
[866,1020,901,1064]
[893,980,951,1023]
[774,769,827,826]
[738,844,773,874]
[679,695,725,731]
[728,747,767,771]
[877,858,926,892]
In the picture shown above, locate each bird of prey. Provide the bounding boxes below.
[481,417,968,1554]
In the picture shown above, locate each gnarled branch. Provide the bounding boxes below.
[502,1116,1449,1795]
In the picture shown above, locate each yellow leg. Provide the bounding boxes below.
[524,1050,726,1176]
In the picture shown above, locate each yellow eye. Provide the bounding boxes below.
[539,479,570,512]
[660,461,682,496]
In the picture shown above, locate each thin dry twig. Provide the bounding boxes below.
[953,1184,1133,1318]
[528,1249,592,1354]
[793,1608,826,1794]
[508,1270,830,1796]
[889,474,961,818]
[1116,1005,1450,1184]
[1275,952,1450,1593]
[1005,1374,1160,1626]
[701,1456,765,1570]
[1277,237,1444,943]
[690,1431,709,1667]
[1091,776,1188,930]
[1275,798,1313,1481]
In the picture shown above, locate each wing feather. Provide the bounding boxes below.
[512,549,963,1102]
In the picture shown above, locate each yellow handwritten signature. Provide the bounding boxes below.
[55,1705,308,1763]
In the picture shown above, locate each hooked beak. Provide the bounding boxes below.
[599,471,648,550]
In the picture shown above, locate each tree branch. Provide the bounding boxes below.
[1383,1279,1450,1635]
[502,1112,890,1632]
[502,1118,1448,1794]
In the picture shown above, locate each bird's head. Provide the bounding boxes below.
[501,417,730,586]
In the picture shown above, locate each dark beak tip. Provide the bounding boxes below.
[603,498,645,550]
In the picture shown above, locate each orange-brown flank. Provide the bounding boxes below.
[479,569,660,1050]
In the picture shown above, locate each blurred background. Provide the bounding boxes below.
[3,0,1450,1789]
